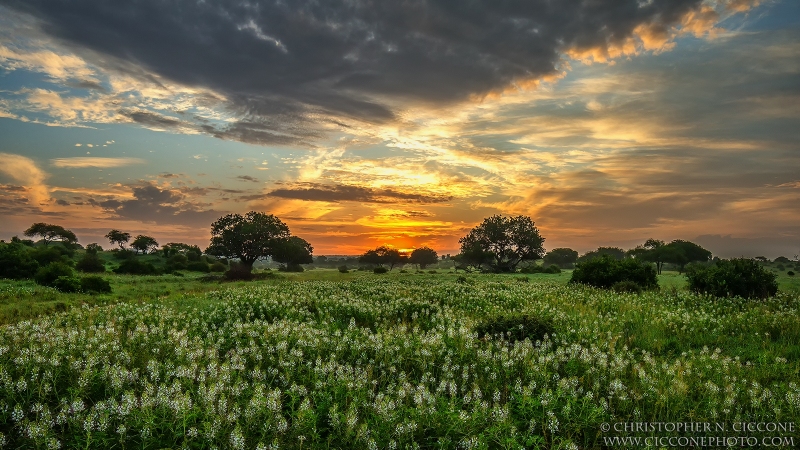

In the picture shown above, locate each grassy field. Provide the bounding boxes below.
[1,270,799,448]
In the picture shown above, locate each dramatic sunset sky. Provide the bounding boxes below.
[1,0,798,257]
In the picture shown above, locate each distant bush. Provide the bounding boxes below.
[80,276,112,294]
[85,243,103,255]
[165,254,188,271]
[114,259,161,275]
[76,253,106,273]
[612,280,643,294]
[570,255,658,290]
[519,264,561,274]
[0,242,40,279]
[544,265,561,274]
[35,262,75,287]
[788,271,795,276]
[456,275,468,283]
[224,262,254,281]
[187,261,211,273]
[686,258,778,299]
[112,249,136,260]
[338,265,350,273]
[31,246,73,267]
[278,264,304,273]
[373,267,388,274]
[776,264,785,271]
[428,270,438,274]
[474,314,554,343]
[52,275,81,293]
[210,261,227,272]
[399,269,408,273]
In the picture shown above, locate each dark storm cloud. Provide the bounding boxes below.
[266,183,452,204]
[98,184,222,226]
[1,0,720,141]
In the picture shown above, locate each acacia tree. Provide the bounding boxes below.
[24,223,78,247]
[409,246,438,269]
[205,212,291,273]
[131,235,159,254]
[105,230,131,250]
[578,246,626,263]
[662,239,712,273]
[359,246,407,270]
[458,215,545,272]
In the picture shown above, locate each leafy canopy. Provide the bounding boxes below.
[457,215,545,272]
[24,223,78,246]
[105,230,131,249]
[409,247,438,269]
[130,235,159,254]
[205,212,291,269]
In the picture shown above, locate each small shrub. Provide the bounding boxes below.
[373,267,388,274]
[85,243,103,254]
[519,264,544,274]
[210,261,227,272]
[788,271,795,276]
[35,262,75,287]
[80,276,112,294]
[76,253,106,273]
[112,249,136,260]
[31,246,73,267]
[338,265,350,273]
[776,264,785,271]
[278,263,304,272]
[474,314,555,343]
[428,270,438,274]
[456,275,468,283]
[612,280,643,294]
[187,261,211,272]
[52,275,81,293]
[224,262,255,281]
[570,256,658,290]
[166,254,189,271]
[399,269,408,273]
[114,259,161,275]
[685,258,778,299]
[544,264,562,274]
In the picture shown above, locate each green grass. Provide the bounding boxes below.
[1,270,799,448]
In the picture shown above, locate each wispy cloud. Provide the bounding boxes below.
[50,157,146,169]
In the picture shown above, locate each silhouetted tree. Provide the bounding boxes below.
[24,223,77,247]
[131,235,159,254]
[578,247,626,263]
[272,236,314,269]
[105,230,131,250]
[409,247,438,269]
[543,248,579,268]
[205,212,291,273]
[458,215,545,272]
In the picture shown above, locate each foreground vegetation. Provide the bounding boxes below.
[1,272,799,448]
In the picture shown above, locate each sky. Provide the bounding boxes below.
[0,0,798,258]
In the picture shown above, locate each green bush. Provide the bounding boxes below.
[338,265,350,273]
[776,264,785,271]
[474,314,555,343]
[112,249,136,260]
[278,263,304,272]
[51,275,81,293]
[75,253,106,273]
[210,261,227,272]
[166,254,189,271]
[570,255,658,290]
[788,271,795,276]
[187,261,211,272]
[373,267,388,274]
[224,262,255,281]
[686,258,778,299]
[34,262,75,287]
[544,264,561,274]
[0,242,40,279]
[114,259,161,275]
[612,280,643,294]
[80,276,112,294]
[30,246,73,267]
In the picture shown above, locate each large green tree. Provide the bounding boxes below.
[578,246,626,263]
[409,246,438,269]
[457,215,545,273]
[24,223,77,247]
[205,212,291,272]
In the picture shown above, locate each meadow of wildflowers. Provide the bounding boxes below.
[1,275,799,448]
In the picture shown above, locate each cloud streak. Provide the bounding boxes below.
[51,157,146,168]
